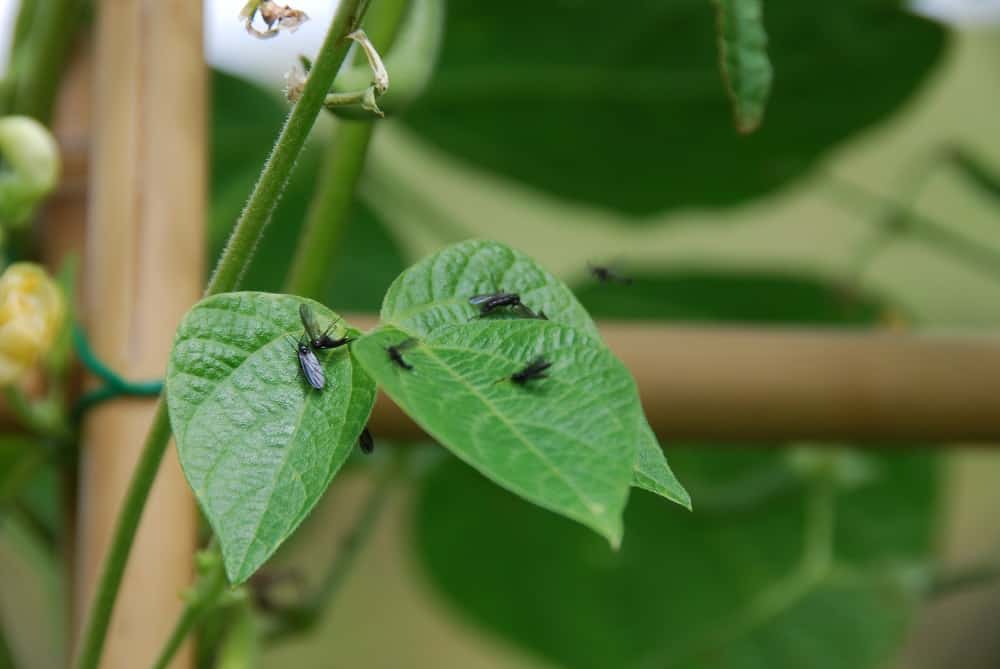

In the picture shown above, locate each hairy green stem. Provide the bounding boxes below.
[150,554,227,669]
[206,0,371,297]
[266,453,401,642]
[284,122,374,297]
[72,4,375,668]
[283,0,410,298]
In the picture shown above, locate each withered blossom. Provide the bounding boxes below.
[240,0,309,40]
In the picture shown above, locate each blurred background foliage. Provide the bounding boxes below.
[5,1,1000,668]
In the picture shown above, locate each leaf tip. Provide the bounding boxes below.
[676,489,693,512]
[600,514,625,551]
[222,553,248,586]
[735,117,763,135]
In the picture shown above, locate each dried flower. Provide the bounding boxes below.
[347,30,389,94]
[0,263,65,385]
[284,61,308,102]
[241,0,309,39]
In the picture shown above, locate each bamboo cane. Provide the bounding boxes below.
[340,315,1000,443]
[43,37,91,654]
[72,1,204,667]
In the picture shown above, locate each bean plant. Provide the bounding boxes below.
[2,0,990,668]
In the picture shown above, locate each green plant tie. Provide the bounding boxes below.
[71,324,164,419]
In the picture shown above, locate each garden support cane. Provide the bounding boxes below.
[73,1,205,667]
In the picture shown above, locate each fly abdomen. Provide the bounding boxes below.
[358,427,374,454]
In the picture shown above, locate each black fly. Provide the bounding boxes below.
[510,357,552,385]
[386,338,417,370]
[358,426,374,454]
[300,303,352,350]
[588,263,632,285]
[469,291,545,319]
[289,335,325,390]
[469,291,523,316]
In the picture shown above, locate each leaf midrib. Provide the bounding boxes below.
[388,324,621,535]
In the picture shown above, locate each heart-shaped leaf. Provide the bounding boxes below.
[414,453,935,669]
[378,239,686,506]
[402,1,943,215]
[380,238,599,339]
[166,292,376,583]
[352,321,637,544]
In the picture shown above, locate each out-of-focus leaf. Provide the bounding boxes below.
[403,1,945,215]
[0,436,42,508]
[166,293,376,583]
[323,204,407,312]
[414,451,934,669]
[713,0,772,133]
[574,270,884,325]
[413,267,938,668]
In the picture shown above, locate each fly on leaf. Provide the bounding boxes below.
[289,335,325,390]
[510,357,552,385]
[387,338,417,371]
[299,303,353,350]
[469,291,544,319]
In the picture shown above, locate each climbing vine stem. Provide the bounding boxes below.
[72,2,373,668]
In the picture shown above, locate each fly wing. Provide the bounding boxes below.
[299,303,320,342]
[396,337,418,351]
[298,348,326,390]
[468,293,499,305]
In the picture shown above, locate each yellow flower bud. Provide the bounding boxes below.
[0,263,65,385]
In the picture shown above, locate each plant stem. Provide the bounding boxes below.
[0,617,15,669]
[73,4,375,667]
[150,552,227,669]
[213,597,258,669]
[284,122,374,297]
[283,0,410,298]
[206,0,372,297]
[825,175,1000,285]
[929,560,1000,598]
[7,0,83,122]
[266,452,401,642]
[0,441,46,511]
